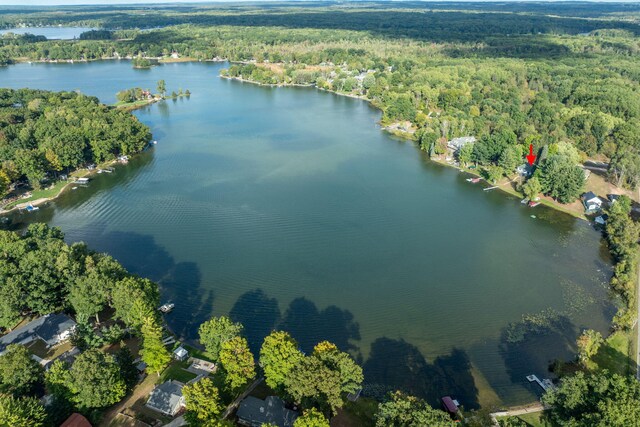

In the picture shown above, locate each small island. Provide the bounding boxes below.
[115,80,191,110]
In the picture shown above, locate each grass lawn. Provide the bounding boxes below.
[591,330,635,375]
[330,397,378,427]
[159,360,198,384]
[4,179,68,209]
[516,411,554,427]
[182,344,216,362]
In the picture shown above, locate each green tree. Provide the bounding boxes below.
[182,377,223,426]
[286,356,342,414]
[537,154,585,203]
[111,277,159,330]
[157,79,166,98]
[375,392,455,427]
[260,331,304,393]
[0,394,46,427]
[115,346,139,391]
[542,371,640,425]
[522,176,542,200]
[219,336,255,391]
[294,407,330,427]
[69,349,126,410]
[68,273,108,323]
[0,345,43,397]
[140,316,171,375]
[198,316,243,361]
[458,143,474,167]
[312,341,363,395]
[576,329,603,365]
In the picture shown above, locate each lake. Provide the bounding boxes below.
[0,61,614,407]
[0,27,95,40]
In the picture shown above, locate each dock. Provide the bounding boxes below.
[526,374,555,391]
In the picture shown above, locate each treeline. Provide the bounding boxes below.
[0,224,169,425]
[604,196,640,328]
[0,89,151,196]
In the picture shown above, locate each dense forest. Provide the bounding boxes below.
[0,89,151,196]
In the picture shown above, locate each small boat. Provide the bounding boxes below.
[521,198,529,204]
[530,215,536,219]
[102,168,113,173]
[25,204,39,212]
[72,187,78,190]
[528,201,541,207]
[159,303,175,313]
[75,177,89,185]
[470,178,481,183]
[465,178,474,182]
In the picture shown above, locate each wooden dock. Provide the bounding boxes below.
[527,374,555,391]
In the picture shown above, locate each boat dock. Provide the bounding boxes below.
[526,374,555,391]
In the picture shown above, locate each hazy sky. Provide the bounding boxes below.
[1,0,633,5]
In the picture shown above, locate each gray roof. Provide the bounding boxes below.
[147,380,184,415]
[237,396,298,427]
[0,313,76,354]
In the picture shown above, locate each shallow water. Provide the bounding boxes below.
[1,61,613,406]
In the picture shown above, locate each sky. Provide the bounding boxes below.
[6,0,635,6]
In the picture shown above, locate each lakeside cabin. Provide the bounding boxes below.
[582,191,603,214]
[441,396,460,418]
[447,136,476,153]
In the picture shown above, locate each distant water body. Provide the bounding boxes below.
[0,26,94,39]
[0,61,614,407]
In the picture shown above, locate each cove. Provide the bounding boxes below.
[0,61,614,407]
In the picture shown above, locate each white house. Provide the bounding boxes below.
[146,380,185,417]
[582,192,603,213]
[0,314,76,355]
[447,136,476,152]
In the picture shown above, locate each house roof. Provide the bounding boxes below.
[36,314,77,346]
[236,396,298,427]
[60,413,92,427]
[147,380,184,415]
[582,191,598,201]
[173,346,188,357]
[0,313,76,354]
[441,396,458,413]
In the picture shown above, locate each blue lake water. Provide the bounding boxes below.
[0,60,614,407]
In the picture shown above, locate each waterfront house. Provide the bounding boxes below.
[516,163,533,177]
[0,313,76,355]
[236,396,298,427]
[441,396,460,418]
[582,192,603,213]
[595,214,609,226]
[447,136,476,153]
[173,345,189,361]
[146,380,185,417]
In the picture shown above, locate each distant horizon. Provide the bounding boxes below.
[2,0,639,7]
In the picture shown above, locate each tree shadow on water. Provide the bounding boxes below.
[363,337,479,410]
[229,289,282,356]
[228,291,362,358]
[498,311,578,390]
[87,229,213,341]
[278,297,361,356]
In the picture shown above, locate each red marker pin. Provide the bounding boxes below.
[526,144,537,166]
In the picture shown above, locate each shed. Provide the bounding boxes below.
[173,346,189,361]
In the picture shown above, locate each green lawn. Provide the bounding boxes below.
[159,360,197,384]
[591,330,635,375]
[4,179,68,209]
[516,411,554,427]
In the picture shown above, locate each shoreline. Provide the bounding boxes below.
[221,73,590,221]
